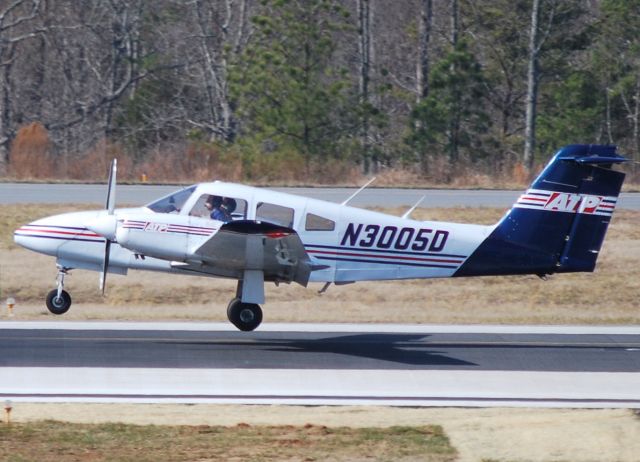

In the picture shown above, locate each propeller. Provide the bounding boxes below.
[90,159,117,295]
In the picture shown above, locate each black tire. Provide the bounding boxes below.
[227,297,241,322]
[227,299,263,332]
[46,289,72,315]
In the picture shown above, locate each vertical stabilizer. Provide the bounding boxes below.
[455,145,627,277]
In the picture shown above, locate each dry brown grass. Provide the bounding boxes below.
[4,122,640,187]
[0,420,456,462]
[7,122,55,179]
[2,205,639,324]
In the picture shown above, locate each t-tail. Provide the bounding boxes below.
[455,144,628,278]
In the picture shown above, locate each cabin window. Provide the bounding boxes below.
[190,194,247,222]
[147,186,196,214]
[256,202,294,228]
[305,213,335,231]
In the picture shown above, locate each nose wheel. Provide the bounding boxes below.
[227,298,263,331]
[46,266,72,315]
[46,289,72,314]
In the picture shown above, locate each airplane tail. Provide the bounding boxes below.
[455,145,628,277]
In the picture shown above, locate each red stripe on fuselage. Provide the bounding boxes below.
[18,227,101,238]
[307,249,463,264]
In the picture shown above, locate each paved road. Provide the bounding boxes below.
[2,183,640,209]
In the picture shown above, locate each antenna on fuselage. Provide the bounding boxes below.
[341,177,376,206]
[402,195,426,219]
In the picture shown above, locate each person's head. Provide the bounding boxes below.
[222,197,236,214]
[205,195,222,210]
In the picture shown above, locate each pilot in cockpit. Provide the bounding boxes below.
[204,195,235,222]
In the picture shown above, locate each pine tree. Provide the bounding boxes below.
[230,0,354,167]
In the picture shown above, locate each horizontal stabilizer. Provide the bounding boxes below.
[557,145,628,165]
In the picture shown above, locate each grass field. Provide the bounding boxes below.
[1,204,638,324]
[0,420,456,462]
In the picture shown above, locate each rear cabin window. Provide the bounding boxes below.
[305,213,335,231]
[256,202,294,228]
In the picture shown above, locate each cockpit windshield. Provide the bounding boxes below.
[146,185,196,213]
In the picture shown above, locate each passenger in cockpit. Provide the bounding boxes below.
[221,197,236,221]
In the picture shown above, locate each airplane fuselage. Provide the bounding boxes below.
[14,183,492,284]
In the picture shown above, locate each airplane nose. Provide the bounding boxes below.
[13,220,64,256]
[13,211,104,256]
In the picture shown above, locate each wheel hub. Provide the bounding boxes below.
[239,309,255,323]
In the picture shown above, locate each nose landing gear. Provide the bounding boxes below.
[45,266,72,315]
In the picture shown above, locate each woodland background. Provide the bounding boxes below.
[1,0,639,184]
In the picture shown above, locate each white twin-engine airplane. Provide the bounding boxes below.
[14,144,627,331]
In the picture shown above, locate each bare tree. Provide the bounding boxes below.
[416,0,432,102]
[447,0,460,166]
[523,0,540,172]
[42,3,149,147]
[188,0,252,143]
[0,0,42,171]
[357,0,374,174]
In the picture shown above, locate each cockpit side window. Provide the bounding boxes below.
[190,194,247,222]
[147,186,196,214]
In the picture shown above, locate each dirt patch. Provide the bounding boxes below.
[8,404,640,462]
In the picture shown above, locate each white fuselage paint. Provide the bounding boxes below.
[14,182,494,284]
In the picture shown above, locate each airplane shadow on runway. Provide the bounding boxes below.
[176,333,477,370]
[1,330,474,369]
[258,333,477,369]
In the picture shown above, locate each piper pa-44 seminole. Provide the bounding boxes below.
[14,144,628,331]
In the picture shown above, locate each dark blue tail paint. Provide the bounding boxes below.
[454,145,628,277]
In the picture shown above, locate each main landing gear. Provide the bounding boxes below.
[45,266,72,315]
[226,277,264,331]
[227,298,263,331]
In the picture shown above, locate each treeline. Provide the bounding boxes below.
[1,0,639,184]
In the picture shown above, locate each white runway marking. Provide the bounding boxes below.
[2,367,640,408]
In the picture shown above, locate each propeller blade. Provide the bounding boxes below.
[106,159,117,215]
[100,158,117,294]
[100,239,111,295]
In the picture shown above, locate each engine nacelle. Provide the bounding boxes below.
[115,216,218,262]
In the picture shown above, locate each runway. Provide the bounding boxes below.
[1,322,639,407]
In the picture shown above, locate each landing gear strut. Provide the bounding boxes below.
[227,298,263,331]
[45,266,72,315]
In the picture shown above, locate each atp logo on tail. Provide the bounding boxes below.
[544,192,602,214]
[515,188,617,216]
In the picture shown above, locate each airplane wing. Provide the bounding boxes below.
[191,220,314,286]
